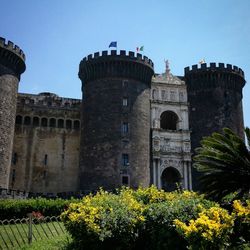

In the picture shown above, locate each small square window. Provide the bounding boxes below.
[122,154,129,166]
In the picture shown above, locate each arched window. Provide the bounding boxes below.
[16,115,22,125]
[24,116,31,125]
[152,89,158,99]
[33,117,40,127]
[161,167,181,192]
[160,111,178,130]
[73,120,80,130]
[41,118,48,127]
[58,119,64,128]
[66,120,72,129]
[49,118,56,128]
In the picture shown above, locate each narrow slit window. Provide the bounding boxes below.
[12,153,18,165]
[122,154,129,166]
[44,154,48,165]
[122,98,128,106]
[11,169,16,182]
[122,123,129,134]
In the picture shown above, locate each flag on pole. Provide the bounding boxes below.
[136,46,144,52]
[109,41,117,48]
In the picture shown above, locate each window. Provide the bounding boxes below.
[161,90,166,100]
[122,98,128,106]
[74,120,80,130]
[44,154,48,165]
[41,118,48,127]
[152,89,158,99]
[179,92,184,102]
[121,175,130,186]
[12,153,18,165]
[66,120,72,129]
[160,111,179,130]
[122,80,128,87]
[33,117,40,127]
[58,119,64,128]
[122,123,129,134]
[49,118,56,127]
[11,169,16,183]
[16,115,22,125]
[24,116,31,125]
[170,90,176,101]
[122,154,129,166]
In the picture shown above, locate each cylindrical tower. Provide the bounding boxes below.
[185,63,245,189]
[0,38,26,188]
[79,50,154,191]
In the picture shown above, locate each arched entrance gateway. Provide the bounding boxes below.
[161,167,181,191]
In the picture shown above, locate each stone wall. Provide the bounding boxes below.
[9,93,81,194]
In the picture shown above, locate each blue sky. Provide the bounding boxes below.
[1,0,250,127]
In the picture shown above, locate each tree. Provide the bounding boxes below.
[194,127,250,202]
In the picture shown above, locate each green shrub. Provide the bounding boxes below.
[138,190,215,250]
[61,188,145,250]
[0,198,79,219]
[61,186,217,250]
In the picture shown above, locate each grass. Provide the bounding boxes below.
[0,220,68,249]
[19,234,72,250]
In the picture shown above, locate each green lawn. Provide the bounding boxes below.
[0,220,69,249]
[19,234,72,250]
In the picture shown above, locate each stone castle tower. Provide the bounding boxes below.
[0,38,26,189]
[79,50,154,191]
[185,63,245,189]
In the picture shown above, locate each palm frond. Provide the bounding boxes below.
[193,127,250,202]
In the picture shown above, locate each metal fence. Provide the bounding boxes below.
[0,215,67,249]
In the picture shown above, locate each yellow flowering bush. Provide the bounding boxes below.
[231,200,250,245]
[174,206,234,249]
[233,200,250,223]
[61,188,146,249]
[61,186,246,249]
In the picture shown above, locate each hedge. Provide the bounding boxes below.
[0,198,79,220]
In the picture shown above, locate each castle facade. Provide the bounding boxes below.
[0,38,245,196]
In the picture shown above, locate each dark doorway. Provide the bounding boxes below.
[161,167,181,191]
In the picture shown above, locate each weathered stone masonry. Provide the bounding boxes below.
[185,63,245,189]
[79,50,154,190]
[0,38,25,189]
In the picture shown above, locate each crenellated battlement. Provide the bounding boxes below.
[79,50,154,84]
[81,50,154,67]
[184,62,245,92]
[184,62,244,78]
[0,37,25,61]
[0,37,26,76]
[17,92,81,109]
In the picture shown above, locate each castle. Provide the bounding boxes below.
[0,38,246,197]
